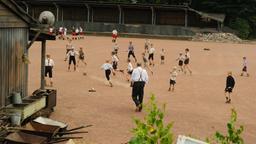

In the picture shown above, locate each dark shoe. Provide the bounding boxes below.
[135,106,139,112]
[138,104,143,112]
[225,97,229,103]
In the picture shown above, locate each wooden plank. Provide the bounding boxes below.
[0,10,13,16]
[0,22,27,28]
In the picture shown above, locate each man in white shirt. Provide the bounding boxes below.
[131,62,149,112]
[45,54,54,87]
[148,43,155,66]
[101,60,114,87]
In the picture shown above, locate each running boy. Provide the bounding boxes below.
[168,66,178,92]
[77,47,87,74]
[101,60,114,87]
[111,51,124,74]
[176,53,184,72]
[240,56,249,77]
[142,52,153,75]
[148,43,155,66]
[183,48,192,74]
[160,48,165,64]
[128,41,137,62]
[126,59,133,82]
[225,71,235,103]
[113,42,119,55]
[144,39,150,53]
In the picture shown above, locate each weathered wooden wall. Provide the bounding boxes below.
[0,3,28,107]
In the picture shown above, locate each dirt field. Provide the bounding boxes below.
[28,36,256,144]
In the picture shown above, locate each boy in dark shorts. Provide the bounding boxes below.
[111,51,124,74]
[142,52,153,75]
[144,39,150,53]
[128,41,137,62]
[66,49,78,71]
[126,59,133,81]
[176,53,184,72]
[148,44,155,66]
[77,47,87,75]
[45,54,54,87]
[240,56,249,77]
[183,48,192,75]
[225,71,235,103]
[101,60,114,87]
[168,66,178,92]
[160,48,165,64]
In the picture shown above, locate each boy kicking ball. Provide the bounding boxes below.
[225,71,235,103]
[168,66,178,92]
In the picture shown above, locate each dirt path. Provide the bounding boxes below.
[28,36,256,144]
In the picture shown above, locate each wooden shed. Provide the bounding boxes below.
[0,0,55,108]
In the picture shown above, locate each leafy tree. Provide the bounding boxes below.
[129,95,174,144]
[214,109,244,144]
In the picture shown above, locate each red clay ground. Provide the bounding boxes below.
[28,36,256,144]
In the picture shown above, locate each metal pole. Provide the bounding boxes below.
[185,9,188,27]
[40,40,46,90]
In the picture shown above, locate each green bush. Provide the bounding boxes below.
[214,109,244,144]
[229,18,251,39]
[129,95,173,144]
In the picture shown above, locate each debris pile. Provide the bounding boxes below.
[192,33,242,43]
[2,117,92,144]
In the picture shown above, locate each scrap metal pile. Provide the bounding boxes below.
[1,117,91,144]
[192,33,242,43]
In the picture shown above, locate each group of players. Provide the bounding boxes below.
[49,26,85,40]
[44,28,251,105]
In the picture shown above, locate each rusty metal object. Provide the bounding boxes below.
[21,122,60,138]
[5,131,47,144]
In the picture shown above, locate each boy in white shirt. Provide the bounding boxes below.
[111,52,124,74]
[176,53,184,72]
[160,48,165,64]
[240,56,249,77]
[148,43,155,66]
[101,60,114,87]
[66,49,79,71]
[168,66,178,92]
[126,59,133,81]
[45,54,54,87]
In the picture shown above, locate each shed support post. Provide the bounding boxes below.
[91,8,94,23]
[151,7,154,25]
[185,9,188,27]
[40,40,46,90]
[54,3,59,22]
[118,5,122,24]
[85,4,90,23]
